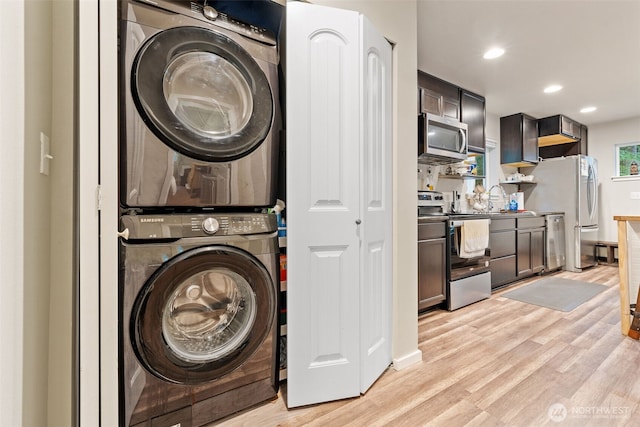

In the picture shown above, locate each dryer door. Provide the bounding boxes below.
[131,26,273,162]
[131,245,276,385]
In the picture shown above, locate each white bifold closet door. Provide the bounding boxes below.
[286,1,393,408]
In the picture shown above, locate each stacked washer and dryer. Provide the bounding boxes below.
[118,0,283,425]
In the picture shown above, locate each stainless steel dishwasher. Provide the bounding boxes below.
[546,214,566,271]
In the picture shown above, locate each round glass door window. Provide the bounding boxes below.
[163,52,253,141]
[162,269,256,363]
[132,26,273,162]
[131,246,276,384]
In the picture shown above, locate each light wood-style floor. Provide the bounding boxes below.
[215,265,640,426]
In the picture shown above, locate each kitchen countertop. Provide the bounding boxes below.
[614,215,640,221]
[418,211,564,222]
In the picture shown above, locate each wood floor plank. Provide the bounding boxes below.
[547,343,588,374]
[383,382,473,426]
[460,409,506,427]
[488,365,563,424]
[530,317,575,345]
[416,398,483,426]
[212,266,640,427]
[468,339,567,411]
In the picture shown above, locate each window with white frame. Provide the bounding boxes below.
[614,141,640,177]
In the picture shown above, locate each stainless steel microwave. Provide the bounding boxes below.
[418,113,468,164]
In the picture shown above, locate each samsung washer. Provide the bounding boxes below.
[119,212,279,426]
[119,0,281,209]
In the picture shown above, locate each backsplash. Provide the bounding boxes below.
[418,163,472,213]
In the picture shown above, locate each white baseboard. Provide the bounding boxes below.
[392,349,422,371]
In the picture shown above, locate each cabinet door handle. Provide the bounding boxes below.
[355,219,362,225]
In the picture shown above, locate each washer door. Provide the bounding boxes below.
[132,26,273,162]
[131,245,276,385]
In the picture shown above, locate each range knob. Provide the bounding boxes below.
[202,217,219,235]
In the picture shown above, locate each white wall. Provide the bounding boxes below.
[486,112,509,187]
[2,2,74,425]
[0,2,25,426]
[23,1,53,425]
[49,0,76,425]
[312,0,421,367]
[588,116,640,242]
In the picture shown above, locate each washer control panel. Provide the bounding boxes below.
[120,213,277,240]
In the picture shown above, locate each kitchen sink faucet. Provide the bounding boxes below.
[488,184,508,212]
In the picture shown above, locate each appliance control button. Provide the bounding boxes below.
[202,217,219,234]
[202,5,218,21]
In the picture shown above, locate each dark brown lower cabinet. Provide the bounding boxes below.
[489,219,517,289]
[490,255,517,288]
[517,229,545,277]
[418,221,447,311]
[490,216,545,289]
[517,217,545,278]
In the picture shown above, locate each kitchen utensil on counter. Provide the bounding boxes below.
[451,190,461,213]
[509,192,524,211]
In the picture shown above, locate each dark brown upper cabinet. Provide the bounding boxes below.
[500,113,539,166]
[538,122,588,158]
[460,89,486,152]
[538,114,581,146]
[418,71,460,120]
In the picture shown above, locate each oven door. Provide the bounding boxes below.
[449,221,490,281]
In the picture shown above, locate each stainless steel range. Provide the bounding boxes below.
[418,190,445,216]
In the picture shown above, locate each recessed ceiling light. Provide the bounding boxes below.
[483,47,505,59]
[543,85,563,94]
[580,106,597,113]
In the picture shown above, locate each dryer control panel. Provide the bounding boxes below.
[120,213,277,240]
[128,0,278,46]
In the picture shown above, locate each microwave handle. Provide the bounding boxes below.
[458,128,467,153]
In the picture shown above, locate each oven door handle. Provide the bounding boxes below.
[451,219,491,227]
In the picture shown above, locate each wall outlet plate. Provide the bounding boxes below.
[631,192,640,200]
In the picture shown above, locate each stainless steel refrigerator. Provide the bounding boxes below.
[522,155,598,272]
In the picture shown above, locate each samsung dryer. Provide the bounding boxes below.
[119,0,281,209]
[119,212,280,426]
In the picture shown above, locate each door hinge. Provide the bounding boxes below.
[96,185,103,211]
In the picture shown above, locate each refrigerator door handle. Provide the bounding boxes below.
[587,162,598,221]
